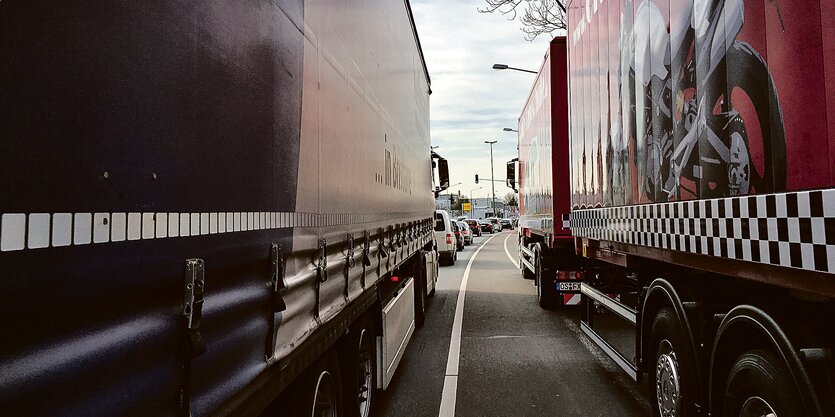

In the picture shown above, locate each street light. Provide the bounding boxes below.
[485,140,497,218]
[503,127,518,132]
[470,186,482,218]
[491,64,537,74]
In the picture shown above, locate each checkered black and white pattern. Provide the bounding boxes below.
[569,189,835,274]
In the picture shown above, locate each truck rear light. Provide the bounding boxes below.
[557,271,583,280]
[446,234,453,244]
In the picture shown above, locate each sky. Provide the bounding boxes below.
[411,0,558,201]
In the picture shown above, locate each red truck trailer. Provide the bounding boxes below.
[0,1,448,416]
[563,1,835,416]
[508,37,586,308]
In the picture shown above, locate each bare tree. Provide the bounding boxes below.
[479,0,566,41]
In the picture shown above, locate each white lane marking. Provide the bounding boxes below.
[503,233,520,269]
[485,335,526,340]
[438,233,498,417]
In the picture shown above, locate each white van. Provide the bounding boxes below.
[434,210,457,265]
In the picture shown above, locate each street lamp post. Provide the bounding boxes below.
[470,186,482,218]
[484,140,497,218]
[491,64,537,74]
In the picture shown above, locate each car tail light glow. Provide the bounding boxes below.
[446,234,453,244]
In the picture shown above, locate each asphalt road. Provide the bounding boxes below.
[377,231,652,417]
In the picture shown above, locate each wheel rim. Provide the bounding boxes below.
[311,370,338,417]
[738,396,777,417]
[655,340,682,417]
[355,329,373,417]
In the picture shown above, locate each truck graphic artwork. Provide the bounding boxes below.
[568,0,834,207]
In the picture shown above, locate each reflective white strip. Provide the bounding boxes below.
[1,214,26,251]
[0,211,430,252]
[28,214,50,249]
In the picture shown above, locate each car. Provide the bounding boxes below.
[450,220,465,251]
[456,216,468,221]
[500,218,514,230]
[464,219,482,237]
[434,210,457,265]
[478,219,494,233]
[457,221,473,245]
[486,217,502,232]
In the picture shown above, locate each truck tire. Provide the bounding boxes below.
[291,350,344,417]
[723,349,803,417]
[414,275,427,328]
[342,316,377,417]
[650,308,697,417]
[535,244,557,309]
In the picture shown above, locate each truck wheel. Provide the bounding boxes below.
[723,349,802,417]
[650,308,696,417]
[535,244,556,309]
[293,350,344,417]
[414,275,427,328]
[342,317,377,417]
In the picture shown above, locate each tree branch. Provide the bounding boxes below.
[478,0,566,41]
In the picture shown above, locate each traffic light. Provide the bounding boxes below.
[475,174,479,184]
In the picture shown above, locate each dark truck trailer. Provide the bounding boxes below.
[511,2,835,416]
[566,1,835,417]
[0,1,448,416]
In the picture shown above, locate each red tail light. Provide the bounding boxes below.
[446,234,453,244]
[390,275,400,283]
[557,270,583,280]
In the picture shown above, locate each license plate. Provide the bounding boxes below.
[557,282,581,292]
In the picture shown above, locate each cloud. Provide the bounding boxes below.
[411,0,552,197]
